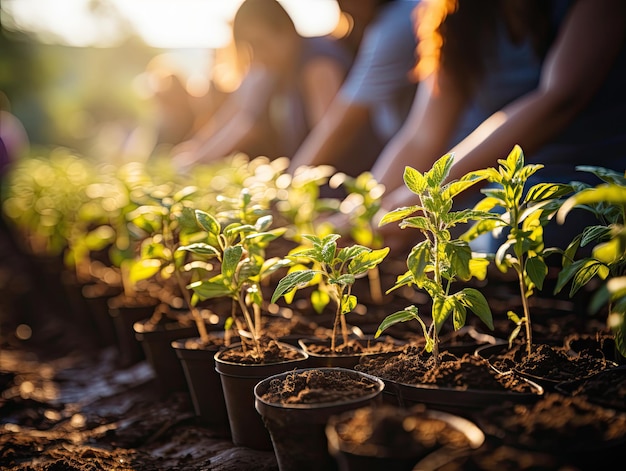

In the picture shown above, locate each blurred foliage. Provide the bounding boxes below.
[1,23,160,159]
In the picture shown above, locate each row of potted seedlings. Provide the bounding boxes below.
[2,145,625,470]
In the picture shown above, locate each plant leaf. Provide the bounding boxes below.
[128,258,161,283]
[271,270,317,303]
[375,306,420,338]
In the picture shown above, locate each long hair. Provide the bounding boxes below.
[414,0,555,98]
[232,0,298,43]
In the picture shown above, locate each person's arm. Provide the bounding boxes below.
[301,57,348,127]
[446,0,626,183]
[371,70,468,193]
[288,98,370,172]
[376,0,626,250]
[171,67,275,170]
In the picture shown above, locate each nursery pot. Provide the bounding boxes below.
[254,368,385,471]
[133,318,200,395]
[81,281,123,347]
[298,336,403,369]
[108,294,159,367]
[325,405,485,471]
[171,333,236,437]
[214,342,309,451]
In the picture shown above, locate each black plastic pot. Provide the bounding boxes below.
[171,333,236,437]
[133,318,200,395]
[108,294,159,367]
[326,405,485,471]
[254,368,385,471]
[214,342,309,451]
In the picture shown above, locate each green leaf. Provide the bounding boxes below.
[188,278,231,300]
[254,214,273,232]
[442,173,488,200]
[378,206,421,226]
[338,245,369,263]
[375,306,420,338]
[399,215,430,232]
[458,288,493,330]
[222,245,243,281]
[445,240,472,281]
[558,185,626,223]
[341,294,357,314]
[128,258,161,283]
[593,238,623,265]
[271,270,317,303]
[525,256,547,290]
[425,153,453,188]
[195,210,220,235]
[177,242,220,257]
[572,260,609,297]
[407,241,431,284]
[525,182,572,203]
[432,296,454,333]
[575,166,626,186]
[403,166,427,195]
[332,274,356,286]
[580,225,612,247]
[311,289,330,314]
[348,247,389,275]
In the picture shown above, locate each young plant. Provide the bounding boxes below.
[271,234,389,352]
[376,153,493,364]
[329,171,387,304]
[554,166,626,357]
[179,189,290,357]
[126,183,212,342]
[462,145,573,356]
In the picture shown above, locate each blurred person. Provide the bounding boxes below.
[288,0,421,178]
[359,0,626,254]
[171,0,352,171]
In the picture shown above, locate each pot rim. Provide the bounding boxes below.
[254,367,385,410]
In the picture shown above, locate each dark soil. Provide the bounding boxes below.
[300,336,404,356]
[215,337,306,364]
[258,368,380,404]
[481,341,616,384]
[327,404,477,460]
[356,347,536,393]
[0,345,279,471]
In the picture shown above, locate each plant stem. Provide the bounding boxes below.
[238,293,261,357]
[517,269,533,357]
[175,269,209,343]
[368,266,383,304]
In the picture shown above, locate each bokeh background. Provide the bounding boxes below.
[1,0,343,164]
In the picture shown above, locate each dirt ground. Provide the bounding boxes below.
[0,222,278,471]
[0,338,279,471]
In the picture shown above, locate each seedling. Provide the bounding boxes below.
[330,171,387,304]
[376,153,493,364]
[179,189,290,357]
[126,183,212,342]
[554,166,626,357]
[462,145,573,356]
[271,234,389,352]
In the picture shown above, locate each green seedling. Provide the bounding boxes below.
[271,233,389,352]
[376,153,493,364]
[463,145,573,356]
[554,166,626,357]
[179,189,290,357]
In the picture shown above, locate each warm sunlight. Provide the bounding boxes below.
[2,0,341,48]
